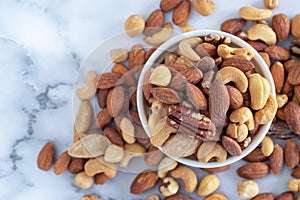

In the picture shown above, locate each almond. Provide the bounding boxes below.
[165,194,193,200]
[37,142,55,171]
[285,102,300,135]
[96,73,121,89]
[236,162,269,179]
[172,0,191,27]
[144,9,164,36]
[221,57,254,72]
[269,144,283,175]
[68,158,86,174]
[259,52,271,68]
[150,87,181,104]
[243,147,267,162]
[284,139,300,169]
[195,43,217,58]
[252,193,275,200]
[186,83,207,110]
[291,13,300,38]
[222,135,242,156]
[287,65,300,85]
[103,126,123,146]
[275,191,295,200]
[142,69,153,101]
[270,61,285,93]
[226,85,243,110]
[294,85,300,103]
[107,86,125,117]
[97,89,109,109]
[94,173,110,185]
[272,14,290,42]
[284,59,300,72]
[220,18,247,34]
[160,0,181,12]
[130,170,159,194]
[144,146,164,166]
[54,151,71,175]
[247,40,268,52]
[264,46,291,61]
[95,108,112,128]
[202,165,230,173]
[168,71,188,91]
[128,44,146,69]
[292,166,300,178]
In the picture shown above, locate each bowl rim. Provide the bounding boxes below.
[137,29,276,168]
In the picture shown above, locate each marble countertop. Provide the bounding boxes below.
[1,0,300,199]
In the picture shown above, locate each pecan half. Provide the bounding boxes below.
[166,105,216,141]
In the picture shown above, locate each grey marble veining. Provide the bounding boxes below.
[1,0,300,199]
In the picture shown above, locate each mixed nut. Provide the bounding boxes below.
[36,0,300,199]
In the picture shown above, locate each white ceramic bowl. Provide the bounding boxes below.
[137,30,276,168]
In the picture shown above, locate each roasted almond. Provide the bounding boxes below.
[95,108,112,128]
[264,46,291,61]
[247,40,267,52]
[186,83,207,110]
[160,0,181,12]
[272,13,290,42]
[236,162,269,179]
[221,57,254,72]
[285,102,300,135]
[144,146,164,166]
[243,147,267,162]
[269,144,283,175]
[107,86,125,117]
[96,73,121,89]
[202,165,230,173]
[68,158,86,174]
[94,173,110,185]
[195,43,217,58]
[284,139,300,169]
[172,0,191,27]
[222,136,242,156]
[144,9,164,36]
[180,67,203,84]
[97,89,109,109]
[226,85,243,110]
[128,44,146,69]
[37,142,55,171]
[54,151,71,175]
[291,166,300,178]
[287,65,300,85]
[150,87,181,104]
[220,18,247,34]
[252,193,275,200]
[165,194,193,200]
[142,69,153,101]
[130,170,159,194]
[275,191,294,200]
[103,126,124,146]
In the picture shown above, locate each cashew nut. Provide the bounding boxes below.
[255,94,277,125]
[181,25,196,32]
[197,174,220,196]
[204,193,228,200]
[120,117,136,144]
[84,157,117,178]
[197,142,227,163]
[229,107,255,131]
[261,136,274,157]
[288,179,300,192]
[226,123,249,142]
[239,6,272,20]
[276,94,288,108]
[178,37,203,62]
[217,66,248,93]
[248,23,277,45]
[144,23,173,46]
[75,100,93,133]
[119,143,146,167]
[249,74,271,110]
[104,144,124,163]
[158,157,178,178]
[74,171,94,189]
[159,177,179,197]
[192,0,215,16]
[217,44,254,61]
[237,180,259,199]
[171,166,198,193]
[76,71,97,100]
[150,117,176,147]
[149,65,172,86]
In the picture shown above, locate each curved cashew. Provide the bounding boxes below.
[84,156,117,178]
[119,143,146,167]
[197,142,227,163]
[76,71,97,100]
[217,67,248,93]
[248,23,277,46]
[178,37,203,62]
[249,74,271,110]
[226,123,249,142]
[261,136,274,157]
[144,23,173,46]
[171,166,198,193]
[255,94,277,125]
[158,157,178,178]
[150,117,176,147]
[229,107,255,130]
[159,177,179,197]
[239,6,272,20]
[217,44,254,61]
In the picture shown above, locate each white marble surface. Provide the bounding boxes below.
[1,0,300,199]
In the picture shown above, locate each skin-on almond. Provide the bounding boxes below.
[186,83,207,110]
[221,57,254,72]
[96,73,121,89]
[272,14,290,42]
[265,46,291,61]
[220,18,247,34]
[287,65,300,85]
[54,151,71,175]
[275,191,295,200]
[173,0,191,27]
[291,166,300,178]
[247,40,268,52]
[236,162,269,179]
[285,102,300,135]
[68,158,86,174]
[160,0,181,12]
[252,193,275,200]
[103,126,123,146]
[144,9,164,36]
[202,165,230,173]
[95,108,112,128]
[107,86,125,117]
[37,142,55,171]
[284,140,300,169]
[243,147,267,162]
[150,87,181,104]
[269,144,283,175]
[130,170,159,194]
[226,85,243,110]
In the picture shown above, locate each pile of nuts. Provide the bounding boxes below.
[143,33,276,162]
[36,0,300,199]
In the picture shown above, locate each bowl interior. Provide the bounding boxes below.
[137,30,276,168]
